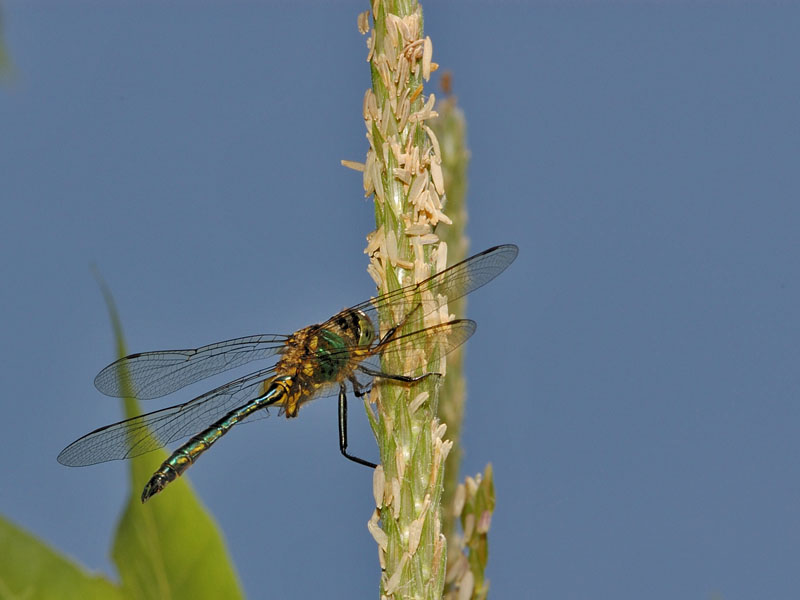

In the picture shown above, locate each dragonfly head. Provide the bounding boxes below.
[354,309,376,348]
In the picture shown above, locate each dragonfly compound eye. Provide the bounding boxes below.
[355,310,375,346]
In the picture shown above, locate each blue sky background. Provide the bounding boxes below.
[2,2,799,599]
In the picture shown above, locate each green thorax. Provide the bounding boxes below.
[314,328,351,381]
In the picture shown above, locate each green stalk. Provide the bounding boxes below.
[430,89,470,547]
[355,2,453,597]
[431,80,497,600]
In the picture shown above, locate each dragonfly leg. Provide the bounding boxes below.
[377,324,400,346]
[376,300,427,347]
[351,377,372,398]
[357,364,441,384]
[338,383,377,469]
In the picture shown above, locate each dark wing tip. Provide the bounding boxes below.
[485,243,519,262]
[450,318,477,343]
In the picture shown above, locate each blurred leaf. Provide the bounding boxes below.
[95,272,244,600]
[0,515,122,600]
[0,42,9,76]
[0,5,12,79]
[111,453,244,600]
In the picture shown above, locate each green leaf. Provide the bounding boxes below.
[111,450,244,600]
[0,42,9,77]
[94,272,244,600]
[0,8,13,80]
[0,515,122,600]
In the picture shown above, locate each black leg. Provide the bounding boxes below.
[377,325,399,346]
[357,364,441,384]
[338,384,377,469]
[351,377,372,398]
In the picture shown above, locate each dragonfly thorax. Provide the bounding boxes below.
[272,308,375,416]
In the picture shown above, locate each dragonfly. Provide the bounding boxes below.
[58,244,518,502]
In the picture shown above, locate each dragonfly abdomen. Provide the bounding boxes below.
[141,377,290,503]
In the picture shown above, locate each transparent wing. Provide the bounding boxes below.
[92,245,517,401]
[94,334,288,399]
[337,244,518,330]
[59,366,279,466]
[60,321,478,466]
[357,319,477,376]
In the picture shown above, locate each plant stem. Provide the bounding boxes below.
[430,89,470,548]
[356,2,454,597]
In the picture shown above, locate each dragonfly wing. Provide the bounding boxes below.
[356,319,477,377]
[94,334,287,399]
[344,244,518,329]
[59,366,278,466]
